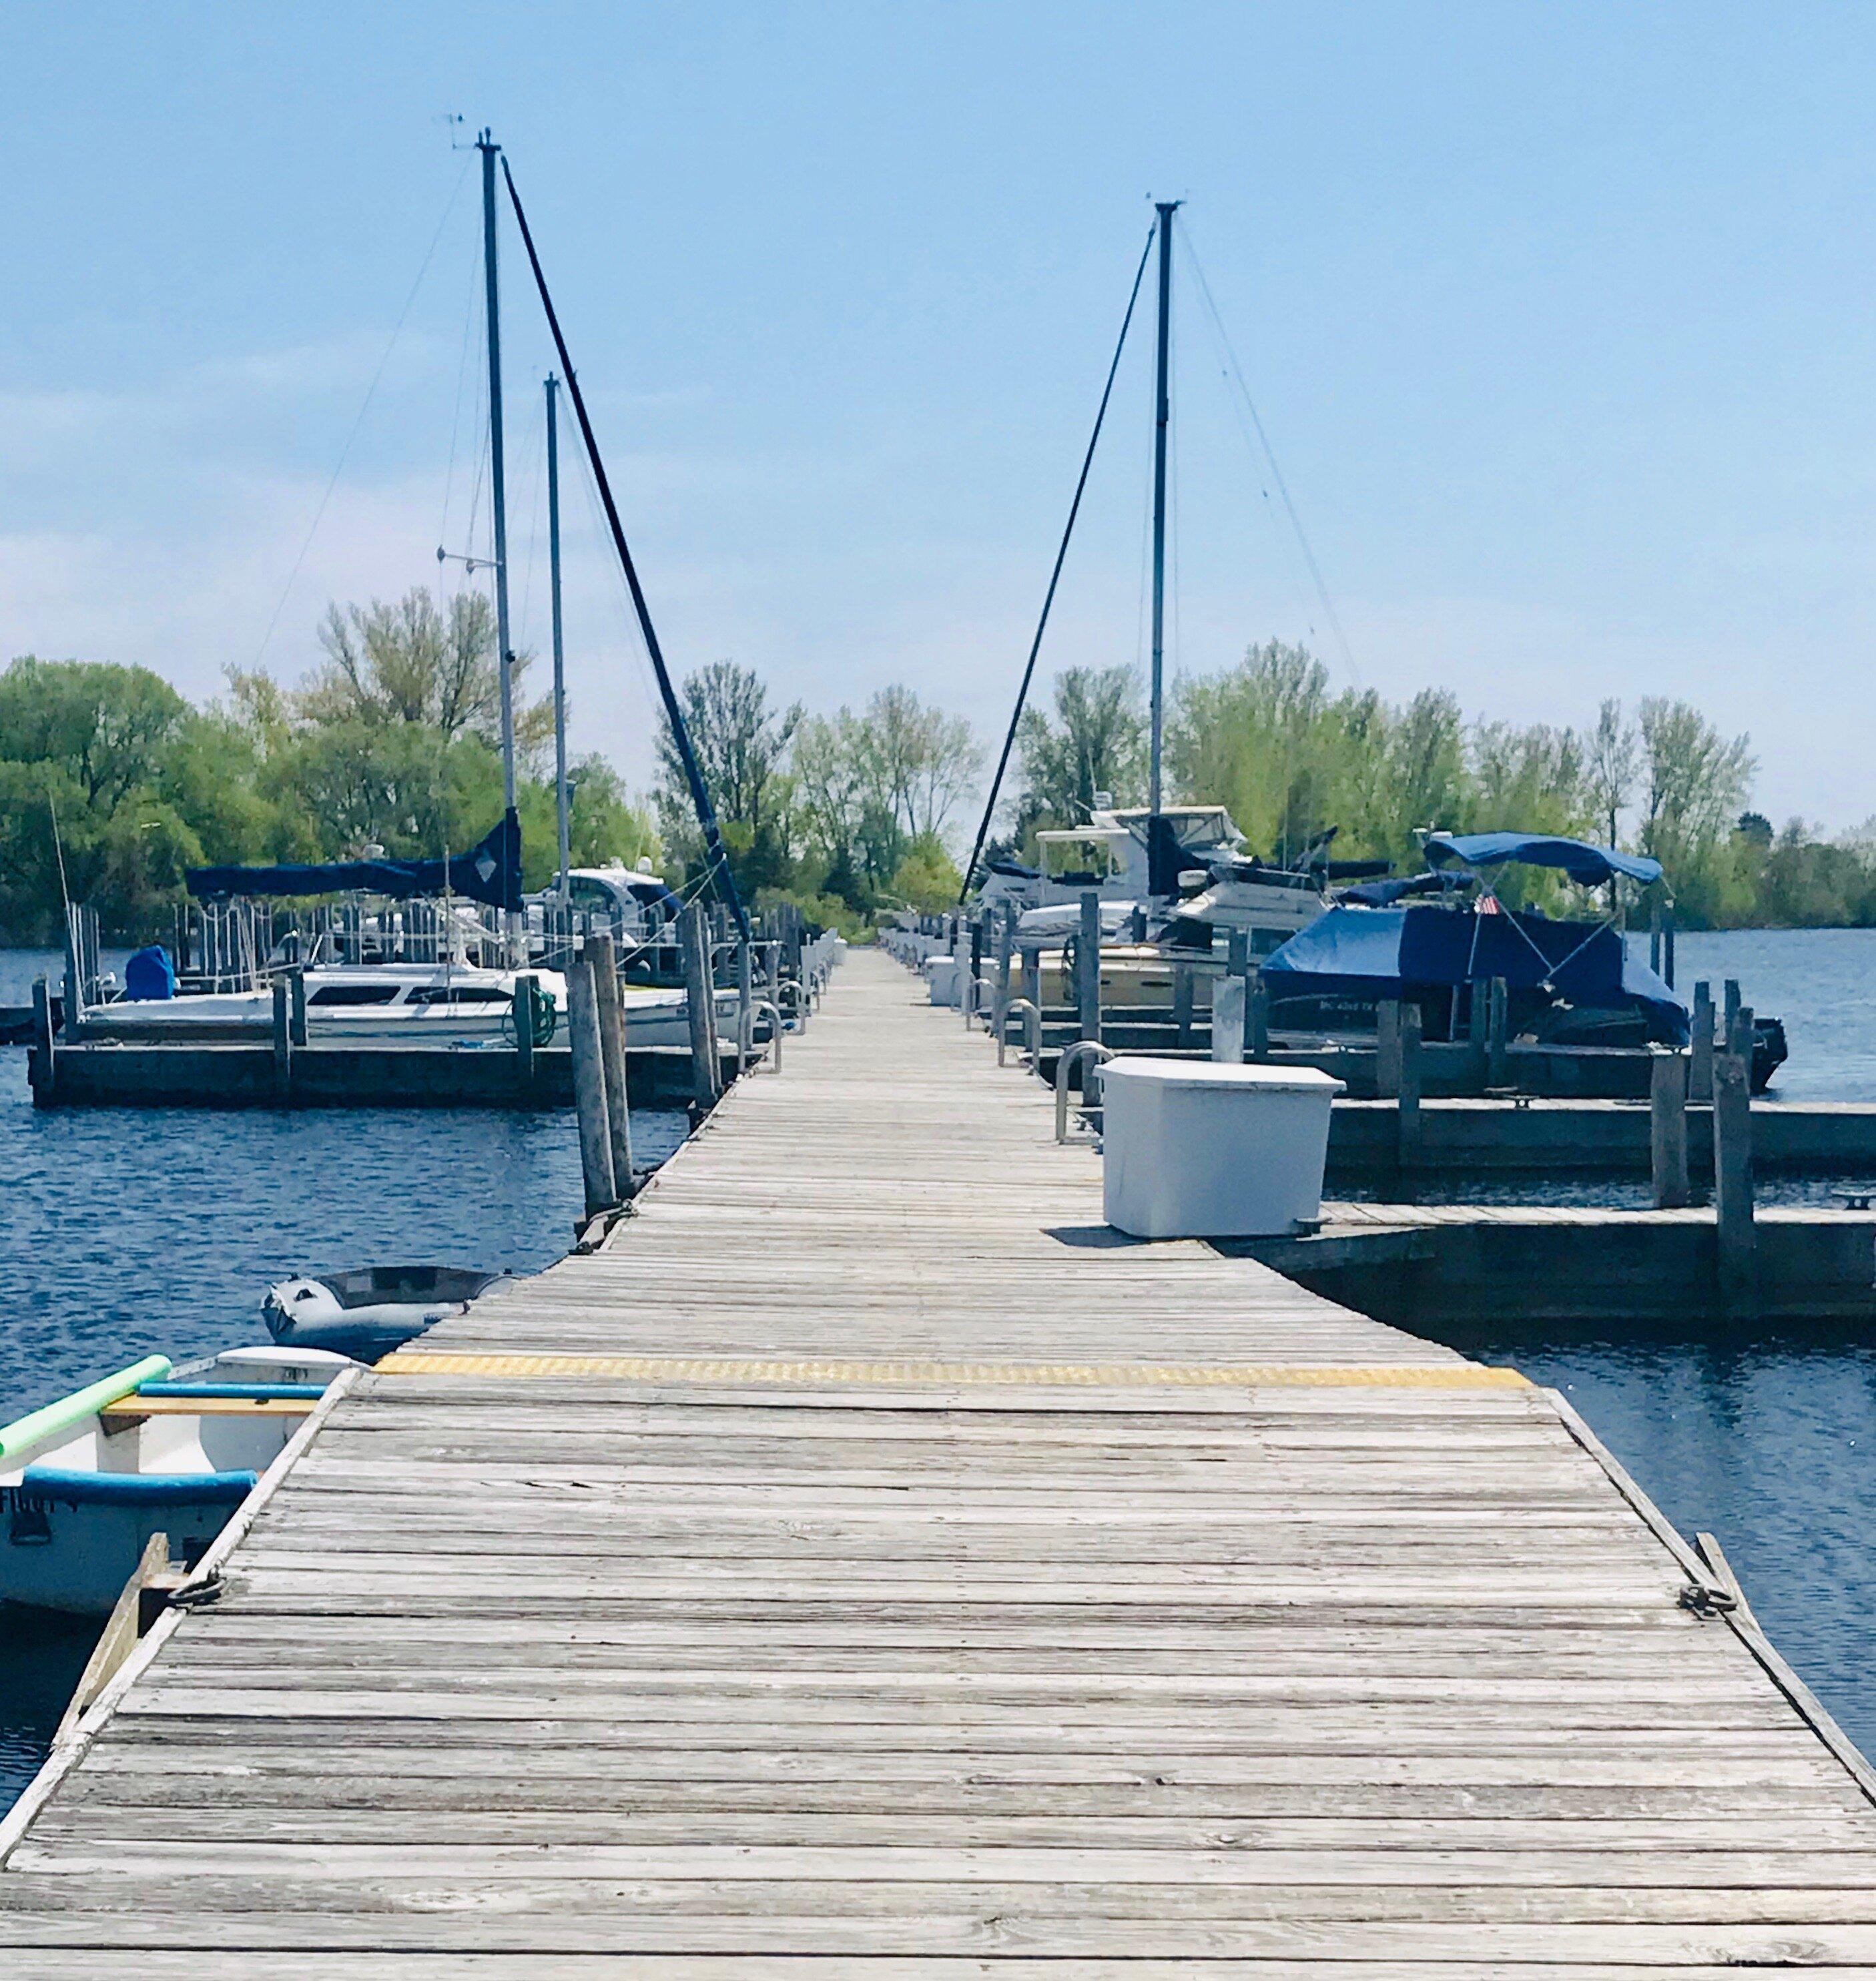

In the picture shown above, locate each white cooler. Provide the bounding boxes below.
[1100,1056,1345,1239]
[924,956,962,1006]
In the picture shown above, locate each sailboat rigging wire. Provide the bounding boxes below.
[437,244,484,573]
[500,155,749,939]
[958,225,1156,903]
[1177,227,1362,687]
[254,156,473,669]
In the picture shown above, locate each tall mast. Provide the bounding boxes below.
[478,129,517,815]
[546,373,571,901]
[1149,199,1179,822]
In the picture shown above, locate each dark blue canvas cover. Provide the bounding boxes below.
[187,810,522,913]
[1263,903,1689,1045]
[1424,831,1663,889]
[123,945,176,1002]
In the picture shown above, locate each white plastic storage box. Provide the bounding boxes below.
[1100,1057,1345,1239]
[924,955,962,1006]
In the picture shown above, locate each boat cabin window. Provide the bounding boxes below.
[1040,835,1123,886]
[405,985,511,1006]
[568,877,625,915]
[306,983,400,1006]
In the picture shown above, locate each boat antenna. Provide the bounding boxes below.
[1146,199,1181,896]
[958,225,1155,903]
[499,154,749,939]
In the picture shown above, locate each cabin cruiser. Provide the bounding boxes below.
[1010,805,1340,1008]
[75,960,743,1052]
[77,962,567,1046]
[0,1345,356,1616]
[1259,831,1789,1092]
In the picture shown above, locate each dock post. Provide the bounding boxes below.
[1249,969,1270,1062]
[1649,903,1662,978]
[1723,977,1741,1043]
[736,935,755,1075]
[270,977,292,1106]
[1662,906,1676,989]
[1375,1000,1402,1099]
[1076,890,1103,1045]
[1714,1006,1756,1318]
[1467,982,1488,1091]
[1650,1047,1690,1209]
[1211,973,1245,1063]
[29,977,55,1104]
[588,934,636,1195]
[1690,981,1714,1104]
[1021,943,1042,1030]
[565,955,617,1215]
[61,917,81,1042]
[966,918,985,1029]
[1173,962,1195,1050]
[1486,977,1510,1090]
[288,967,307,1048]
[513,970,538,1088]
[1397,1003,1424,1169]
[681,905,721,1109]
[992,905,1014,1044]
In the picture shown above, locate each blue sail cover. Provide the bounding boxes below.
[1424,831,1663,889]
[187,811,523,913]
[1263,904,1690,1045]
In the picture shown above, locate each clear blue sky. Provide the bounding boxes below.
[6,1,1875,832]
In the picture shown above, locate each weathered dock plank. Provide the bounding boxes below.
[3,946,1871,1968]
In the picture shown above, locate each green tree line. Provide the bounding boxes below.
[3,604,1868,942]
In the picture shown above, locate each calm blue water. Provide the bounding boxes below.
[5,933,1876,1806]
[0,946,687,1806]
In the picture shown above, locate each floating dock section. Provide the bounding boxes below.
[6,949,1876,1966]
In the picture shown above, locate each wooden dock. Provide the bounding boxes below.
[6,946,1876,1970]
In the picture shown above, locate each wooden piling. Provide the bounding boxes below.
[1249,969,1270,1062]
[563,954,617,1216]
[512,971,538,1087]
[1397,1002,1424,1168]
[1173,961,1195,1049]
[1210,974,1245,1063]
[681,905,721,1108]
[270,977,292,1105]
[1650,1047,1690,1209]
[31,977,54,1101]
[1076,889,1102,1044]
[736,936,754,1074]
[1466,980,1488,1088]
[1714,1006,1756,1317]
[992,905,1014,1042]
[288,967,308,1048]
[1486,976,1510,1089]
[1020,943,1042,1025]
[1690,979,1714,1104]
[1375,1000,1402,1099]
[587,935,636,1196]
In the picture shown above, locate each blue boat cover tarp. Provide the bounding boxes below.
[122,945,176,1002]
[1424,831,1663,889]
[1264,904,1689,1045]
[186,810,522,913]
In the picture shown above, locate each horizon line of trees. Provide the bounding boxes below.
[2,593,1872,942]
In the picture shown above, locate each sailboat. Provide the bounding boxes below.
[971,204,1343,1008]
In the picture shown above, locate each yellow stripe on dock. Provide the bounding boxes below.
[375,1348,1530,1389]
